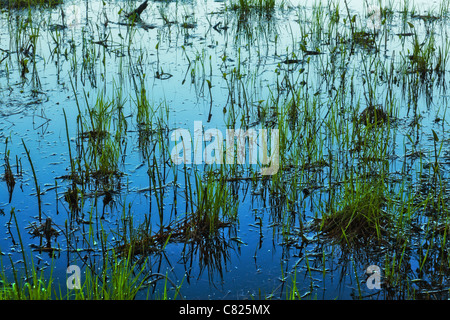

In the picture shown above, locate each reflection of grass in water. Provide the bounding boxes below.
[113,165,238,264]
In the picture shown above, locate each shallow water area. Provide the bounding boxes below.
[1,0,450,300]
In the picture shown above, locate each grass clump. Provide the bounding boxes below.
[318,180,391,246]
[358,104,389,126]
[352,31,377,50]
[0,0,62,8]
[70,251,149,300]
[228,0,276,17]
[0,249,180,300]
[0,259,54,300]
[187,172,238,239]
[114,168,238,259]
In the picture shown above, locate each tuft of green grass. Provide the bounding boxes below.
[317,179,391,246]
[0,248,181,300]
[0,257,54,300]
[70,250,149,300]
[228,0,276,17]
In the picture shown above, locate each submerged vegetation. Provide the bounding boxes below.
[2,0,450,301]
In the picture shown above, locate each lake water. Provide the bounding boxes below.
[1,0,450,300]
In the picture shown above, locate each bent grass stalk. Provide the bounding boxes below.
[22,140,41,223]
